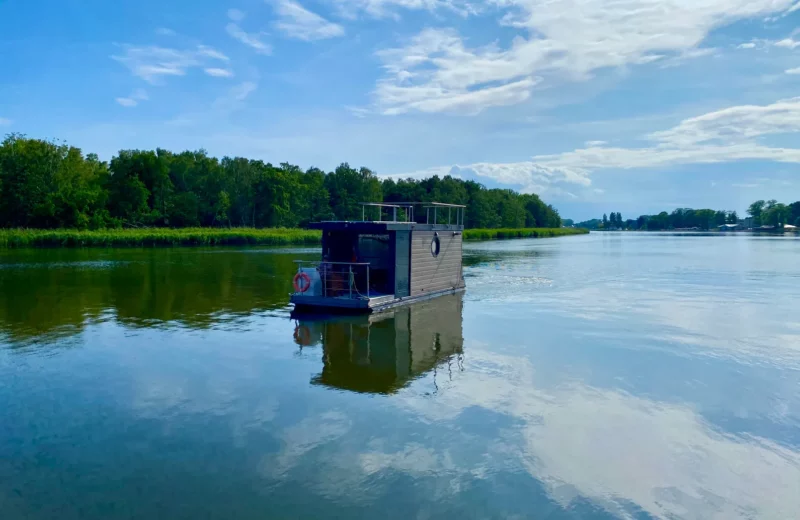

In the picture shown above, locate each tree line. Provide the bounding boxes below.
[577,201,800,231]
[0,134,562,230]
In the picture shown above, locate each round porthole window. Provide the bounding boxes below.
[430,233,441,257]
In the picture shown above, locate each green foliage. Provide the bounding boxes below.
[0,228,321,248]
[463,227,588,240]
[761,201,791,227]
[0,134,110,229]
[1,135,563,234]
[747,200,766,225]
[0,227,589,248]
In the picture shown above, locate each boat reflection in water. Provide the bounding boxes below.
[293,293,464,394]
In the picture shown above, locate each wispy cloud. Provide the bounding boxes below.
[115,88,149,107]
[374,0,796,115]
[227,8,246,22]
[737,42,756,49]
[0,117,12,126]
[155,27,176,36]
[775,38,800,49]
[345,106,371,118]
[112,44,230,83]
[204,68,234,78]
[226,9,272,54]
[396,97,800,194]
[212,81,258,112]
[785,67,800,75]
[332,0,473,19]
[273,0,345,41]
[197,45,230,62]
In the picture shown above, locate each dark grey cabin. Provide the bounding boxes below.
[290,202,466,313]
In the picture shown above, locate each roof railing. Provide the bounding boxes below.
[357,201,465,225]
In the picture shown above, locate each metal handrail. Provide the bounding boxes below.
[294,261,371,299]
[293,260,370,266]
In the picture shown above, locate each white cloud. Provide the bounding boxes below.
[112,45,230,83]
[585,140,606,147]
[204,68,234,77]
[155,27,176,36]
[396,98,800,193]
[227,8,246,22]
[345,106,371,118]
[374,0,796,114]
[737,42,756,49]
[332,0,473,18]
[0,117,12,126]
[197,45,230,62]
[115,88,149,108]
[775,38,800,49]
[647,97,800,146]
[212,81,258,112]
[786,67,800,75]
[226,23,272,54]
[274,0,345,41]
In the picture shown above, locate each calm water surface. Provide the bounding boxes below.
[1,233,799,519]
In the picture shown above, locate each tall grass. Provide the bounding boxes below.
[0,226,587,248]
[0,228,322,248]
[463,227,589,240]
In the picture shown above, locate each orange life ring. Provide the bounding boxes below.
[293,272,311,293]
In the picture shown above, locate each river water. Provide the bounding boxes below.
[1,233,799,519]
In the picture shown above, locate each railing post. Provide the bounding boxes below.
[349,265,352,299]
[366,265,370,298]
[323,263,327,298]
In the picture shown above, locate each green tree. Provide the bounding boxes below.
[761,203,790,227]
[747,200,766,226]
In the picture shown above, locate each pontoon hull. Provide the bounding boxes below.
[290,286,465,315]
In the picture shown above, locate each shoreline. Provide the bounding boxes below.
[0,227,588,248]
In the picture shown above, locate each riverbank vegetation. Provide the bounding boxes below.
[0,228,322,248]
[0,134,563,234]
[577,200,800,231]
[463,227,588,240]
[0,226,588,248]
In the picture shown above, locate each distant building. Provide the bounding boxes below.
[742,217,754,229]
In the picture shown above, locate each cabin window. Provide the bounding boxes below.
[431,233,441,257]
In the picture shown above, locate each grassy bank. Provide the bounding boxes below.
[0,228,322,248]
[0,226,587,248]
[463,227,589,240]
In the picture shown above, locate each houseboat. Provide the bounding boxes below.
[290,202,466,314]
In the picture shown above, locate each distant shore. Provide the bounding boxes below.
[0,227,588,248]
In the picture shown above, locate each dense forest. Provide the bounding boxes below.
[0,134,562,230]
[577,201,800,231]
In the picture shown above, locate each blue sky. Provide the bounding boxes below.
[1,0,800,220]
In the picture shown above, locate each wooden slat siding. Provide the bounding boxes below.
[409,231,465,296]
